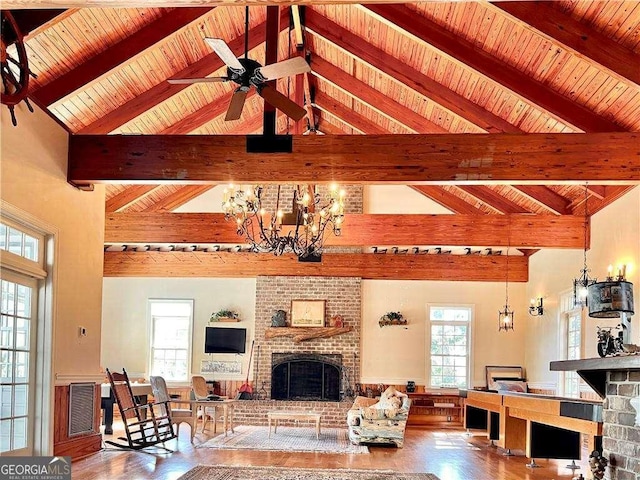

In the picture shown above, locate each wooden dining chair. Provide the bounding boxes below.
[191,375,217,431]
[150,376,197,442]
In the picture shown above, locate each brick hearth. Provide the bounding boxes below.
[233,399,353,428]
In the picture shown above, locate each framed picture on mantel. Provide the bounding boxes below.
[291,300,326,327]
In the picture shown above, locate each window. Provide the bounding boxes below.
[560,293,582,398]
[149,300,193,382]
[429,305,472,388]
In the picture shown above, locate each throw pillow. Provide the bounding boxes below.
[361,407,387,420]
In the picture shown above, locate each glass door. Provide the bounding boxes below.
[0,271,37,455]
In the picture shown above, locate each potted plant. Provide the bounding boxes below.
[379,311,407,327]
[210,309,240,322]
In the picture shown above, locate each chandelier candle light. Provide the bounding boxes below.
[222,184,346,259]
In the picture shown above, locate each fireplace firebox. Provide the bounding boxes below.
[271,353,342,401]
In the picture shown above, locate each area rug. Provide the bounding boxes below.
[197,425,369,454]
[177,466,441,480]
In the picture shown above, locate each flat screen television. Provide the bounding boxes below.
[204,327,247,354]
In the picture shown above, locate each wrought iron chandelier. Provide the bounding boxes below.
[573,183,596,308]
[222,184,345,259]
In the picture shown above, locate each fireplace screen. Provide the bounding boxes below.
[271,354,341,401]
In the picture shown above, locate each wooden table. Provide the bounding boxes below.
[267,410,322,439]
[100,382,152,435]
[194,399,236,436]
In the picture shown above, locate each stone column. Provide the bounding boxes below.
[603,370,640,480]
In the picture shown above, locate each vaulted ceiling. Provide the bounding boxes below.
[4,1,639,281]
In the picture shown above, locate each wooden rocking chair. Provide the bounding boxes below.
[105,368,176,452]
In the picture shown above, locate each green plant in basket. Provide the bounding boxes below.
[379,311,407,327]
[210,309,239,322]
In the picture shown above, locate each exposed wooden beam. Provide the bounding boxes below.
[313,91,389,134]
[305,9,521,134]
[587,186,638,217]
[104,213,587,249]
[10,9,68,41]
[290,5,304,49]
[363,4,625,133]
[511,185,571,215]
[293,58,305,134]
[103,251,529,282]
[316,115,349,135]
[263,5,280,136]
[458,186,531,214]
[302,72,316,132]
[586,185,606,200]
[75,9,289,134]
[232,112,265,134]
[4,0,423,6]
[68,133,640,184]
[160,90,252,134]
[31,8,213,107]
[140,186,214,212]
[410,186,485,215]
[105,185,161,213]
[495,1,640,86]
[310,56,447,134]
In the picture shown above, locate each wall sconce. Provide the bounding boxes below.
[528,297,544,316]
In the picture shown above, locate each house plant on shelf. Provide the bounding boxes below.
[379,311,407,327]
[210,309,240,322]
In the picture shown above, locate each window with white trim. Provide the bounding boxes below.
[429,305,472,388]
[149,300,193,382]
[560,292,582,398]
[0,219,45,455]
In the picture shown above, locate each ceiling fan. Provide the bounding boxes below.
[168,8,310,122]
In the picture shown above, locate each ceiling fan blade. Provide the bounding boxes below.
[258,85,307,121]
[254,57,311,82]
[204,38,245,73]
[167,77,229,84]
[225,88,249,121]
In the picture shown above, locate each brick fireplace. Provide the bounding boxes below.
[233,275,362,427]
[253,276,361,399]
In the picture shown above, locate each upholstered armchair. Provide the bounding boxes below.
[346,392,412,448]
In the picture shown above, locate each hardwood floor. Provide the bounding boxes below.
[72,422,589,480]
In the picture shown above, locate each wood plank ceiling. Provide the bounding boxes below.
[7,1,640,280]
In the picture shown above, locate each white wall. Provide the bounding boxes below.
[525,188,640,387]
[364,185,452,214]
[1,105,105,378]
[361,280,527,387]
[101,277,256,382]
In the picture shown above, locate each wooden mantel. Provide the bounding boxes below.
[265,326,353,343]
[550,356,640,398]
